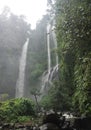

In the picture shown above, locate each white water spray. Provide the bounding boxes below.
[15,38,29,98]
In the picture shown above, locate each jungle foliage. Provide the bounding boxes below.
[0,98,35,123]
[42,0,91,116]
[0,1,91,117]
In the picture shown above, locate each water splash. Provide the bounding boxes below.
[50,64,59,81]
[15,38,29,98]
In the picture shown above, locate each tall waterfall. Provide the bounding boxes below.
[40,24,51,94]
[52,26,58,65]
[15,38,29,98]
[49,24,59,81]
[40,23,59,95]
[47,24,51,73]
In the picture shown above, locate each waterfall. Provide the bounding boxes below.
[15,38,29,98]
[40,23,59,95]
[52,25,58,65]
[47,24,51,73]
[40,71,49,93]
[40,24,51,94]
[49,23,59,81]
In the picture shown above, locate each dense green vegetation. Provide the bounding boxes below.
[0,98,35,123]
[0,0,91,119]
[41,0,91,116]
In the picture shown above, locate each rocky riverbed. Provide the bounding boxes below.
[0,113,91,130]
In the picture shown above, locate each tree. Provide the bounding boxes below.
[48,0,91,115]
[30,88,41,113]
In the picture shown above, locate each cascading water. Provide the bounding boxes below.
[52,24,58,66]
[40,22,59,95]
[40,24,51,93]
[15,38,29,98]
[47,24,51,73]
[49,23,59,81]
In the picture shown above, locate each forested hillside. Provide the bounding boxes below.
[0,0,91,117]
[41,0,91,116]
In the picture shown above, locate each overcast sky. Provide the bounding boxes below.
[0,0,47,28]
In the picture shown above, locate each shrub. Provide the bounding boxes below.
[0,98,35,123]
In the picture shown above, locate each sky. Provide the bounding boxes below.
[0,0,47,29]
